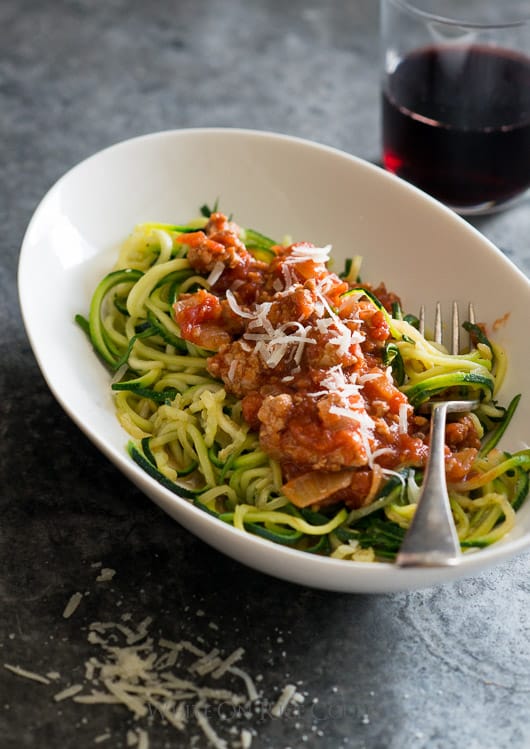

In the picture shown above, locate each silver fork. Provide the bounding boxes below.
[396,302,479,568]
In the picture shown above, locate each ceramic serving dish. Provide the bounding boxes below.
[18,128,530,593]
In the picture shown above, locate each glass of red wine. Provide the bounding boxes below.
[381,0,530,214]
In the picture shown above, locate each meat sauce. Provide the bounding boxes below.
[173,213,480,508]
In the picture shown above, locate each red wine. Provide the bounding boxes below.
[382,44,530,209]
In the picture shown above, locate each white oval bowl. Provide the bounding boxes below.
[18,128,530,593]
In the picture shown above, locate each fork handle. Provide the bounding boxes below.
[396,402,462,567]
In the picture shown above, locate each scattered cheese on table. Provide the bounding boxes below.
[4,596,319,747]
[96,568,116,583]
[62,592,84,619]
[3,663,51,685]
[271,684,299,717]
[53,684,84,702]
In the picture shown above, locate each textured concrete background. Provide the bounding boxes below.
[1,2,530,748]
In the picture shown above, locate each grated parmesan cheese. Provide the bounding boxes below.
[225,290,256,319]
[3,663,51,684]
[96,568,116,583]
[67,617,261,747]
[194,701,229,749]
[3,609,322,748]
[271,683,298,717]
[286,243,331,265]
[190,648,223,676]
[241,728,253,748]
[281,262,295,289]
[368,447,394,467]
[94,732,111,743]
[207,260,225,287]
[398,402,410,434]
[62,592,83,619]
[358,372,382,383]
[53,684,84,701]
[211,647,245,679]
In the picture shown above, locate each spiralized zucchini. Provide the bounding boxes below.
[76,209,530,562]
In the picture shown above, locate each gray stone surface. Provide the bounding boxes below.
[1,1,530,748]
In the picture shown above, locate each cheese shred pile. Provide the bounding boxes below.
[4,614,306,748]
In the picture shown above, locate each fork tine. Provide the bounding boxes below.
[451,301,460,355]
[418,302,475,353]
[434,301,442,345]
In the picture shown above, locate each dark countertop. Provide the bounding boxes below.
[2,2,530,748]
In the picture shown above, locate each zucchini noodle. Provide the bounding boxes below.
[76,206,530,562]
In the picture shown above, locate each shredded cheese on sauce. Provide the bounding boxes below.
[225,289,255,319]
[207,260,225,287]
[398,402,409,434]
[285,243,331,264]
[246,324,317,370]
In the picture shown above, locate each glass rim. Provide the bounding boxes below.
[386,0,530,30]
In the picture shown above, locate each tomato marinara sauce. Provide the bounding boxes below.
[173,212,480,509]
